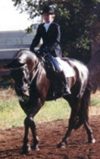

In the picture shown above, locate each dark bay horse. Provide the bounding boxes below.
[6,49,95,153]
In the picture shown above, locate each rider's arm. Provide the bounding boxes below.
[30,25,41,52]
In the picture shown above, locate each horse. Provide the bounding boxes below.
[6,49,95,153]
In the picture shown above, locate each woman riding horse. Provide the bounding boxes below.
[6,49,95,153]
[30,5,71,96]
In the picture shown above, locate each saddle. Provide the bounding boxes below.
[34,50,67,98]
[43,55,65,98]
[36,50,57,76]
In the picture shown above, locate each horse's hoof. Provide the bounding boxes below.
[22,144,31,154]
[92,138,96,143]
[90,138,96,144]
[57,142,66,148]
[31,145,40,151]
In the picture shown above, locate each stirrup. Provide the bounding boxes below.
[62,87,71,96]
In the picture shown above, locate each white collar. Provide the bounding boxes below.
[44,23,51,32]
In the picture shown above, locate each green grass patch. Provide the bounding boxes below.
[0,98,25,128]
[0,97,70,129]
[1,89,100,129]
[90,98,100,106]
[35,98,70,123]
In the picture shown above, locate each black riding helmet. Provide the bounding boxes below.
[41,5,55,14]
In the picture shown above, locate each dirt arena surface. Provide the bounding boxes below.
[0,115,100,159]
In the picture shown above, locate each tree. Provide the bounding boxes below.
[12,0,99,63]
[87,50,100,92]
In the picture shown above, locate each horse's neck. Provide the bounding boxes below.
[27,53,39,73]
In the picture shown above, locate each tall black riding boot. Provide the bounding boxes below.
[58,71,71,96]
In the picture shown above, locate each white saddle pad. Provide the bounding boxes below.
[55,57,75,77]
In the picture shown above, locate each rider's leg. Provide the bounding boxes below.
[48,55,71,95]
[58,71,71,95]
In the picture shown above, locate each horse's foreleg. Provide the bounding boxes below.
[22,117,31,153]
[30,118,39,151]
[22,116,39,153]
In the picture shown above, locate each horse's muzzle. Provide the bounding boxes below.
[16,85,30,97]
[23,89,29,97]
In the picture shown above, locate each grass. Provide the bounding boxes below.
[35,99,70,123]
[0,88,100,129]
[0,98,25,128]
[91,91,100,107]
[90,98,100,106]
[0,89,70,128]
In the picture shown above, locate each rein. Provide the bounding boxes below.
[30,60,41,84]
[11,60,41,92]
[10,65,24,70]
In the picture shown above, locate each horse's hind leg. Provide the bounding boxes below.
[74,110,96,143]
[74,108,95,143]
[84,120,96,143]
[57,105,79,148]
[80,86,95,143]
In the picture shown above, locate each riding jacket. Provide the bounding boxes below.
[30,22,62,58]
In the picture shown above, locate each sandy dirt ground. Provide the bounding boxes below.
[0,115,100,159]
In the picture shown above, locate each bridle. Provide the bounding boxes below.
[11,60,41,92]
[11,64,30,92]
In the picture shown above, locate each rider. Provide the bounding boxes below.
[30,5,71,95]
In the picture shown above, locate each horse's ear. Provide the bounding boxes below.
[4,59,24,69]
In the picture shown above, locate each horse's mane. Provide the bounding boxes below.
[13,49,38,64]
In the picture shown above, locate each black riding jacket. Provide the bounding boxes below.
[30,22,62,58]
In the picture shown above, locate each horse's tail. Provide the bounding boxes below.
[75,81,91,129]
